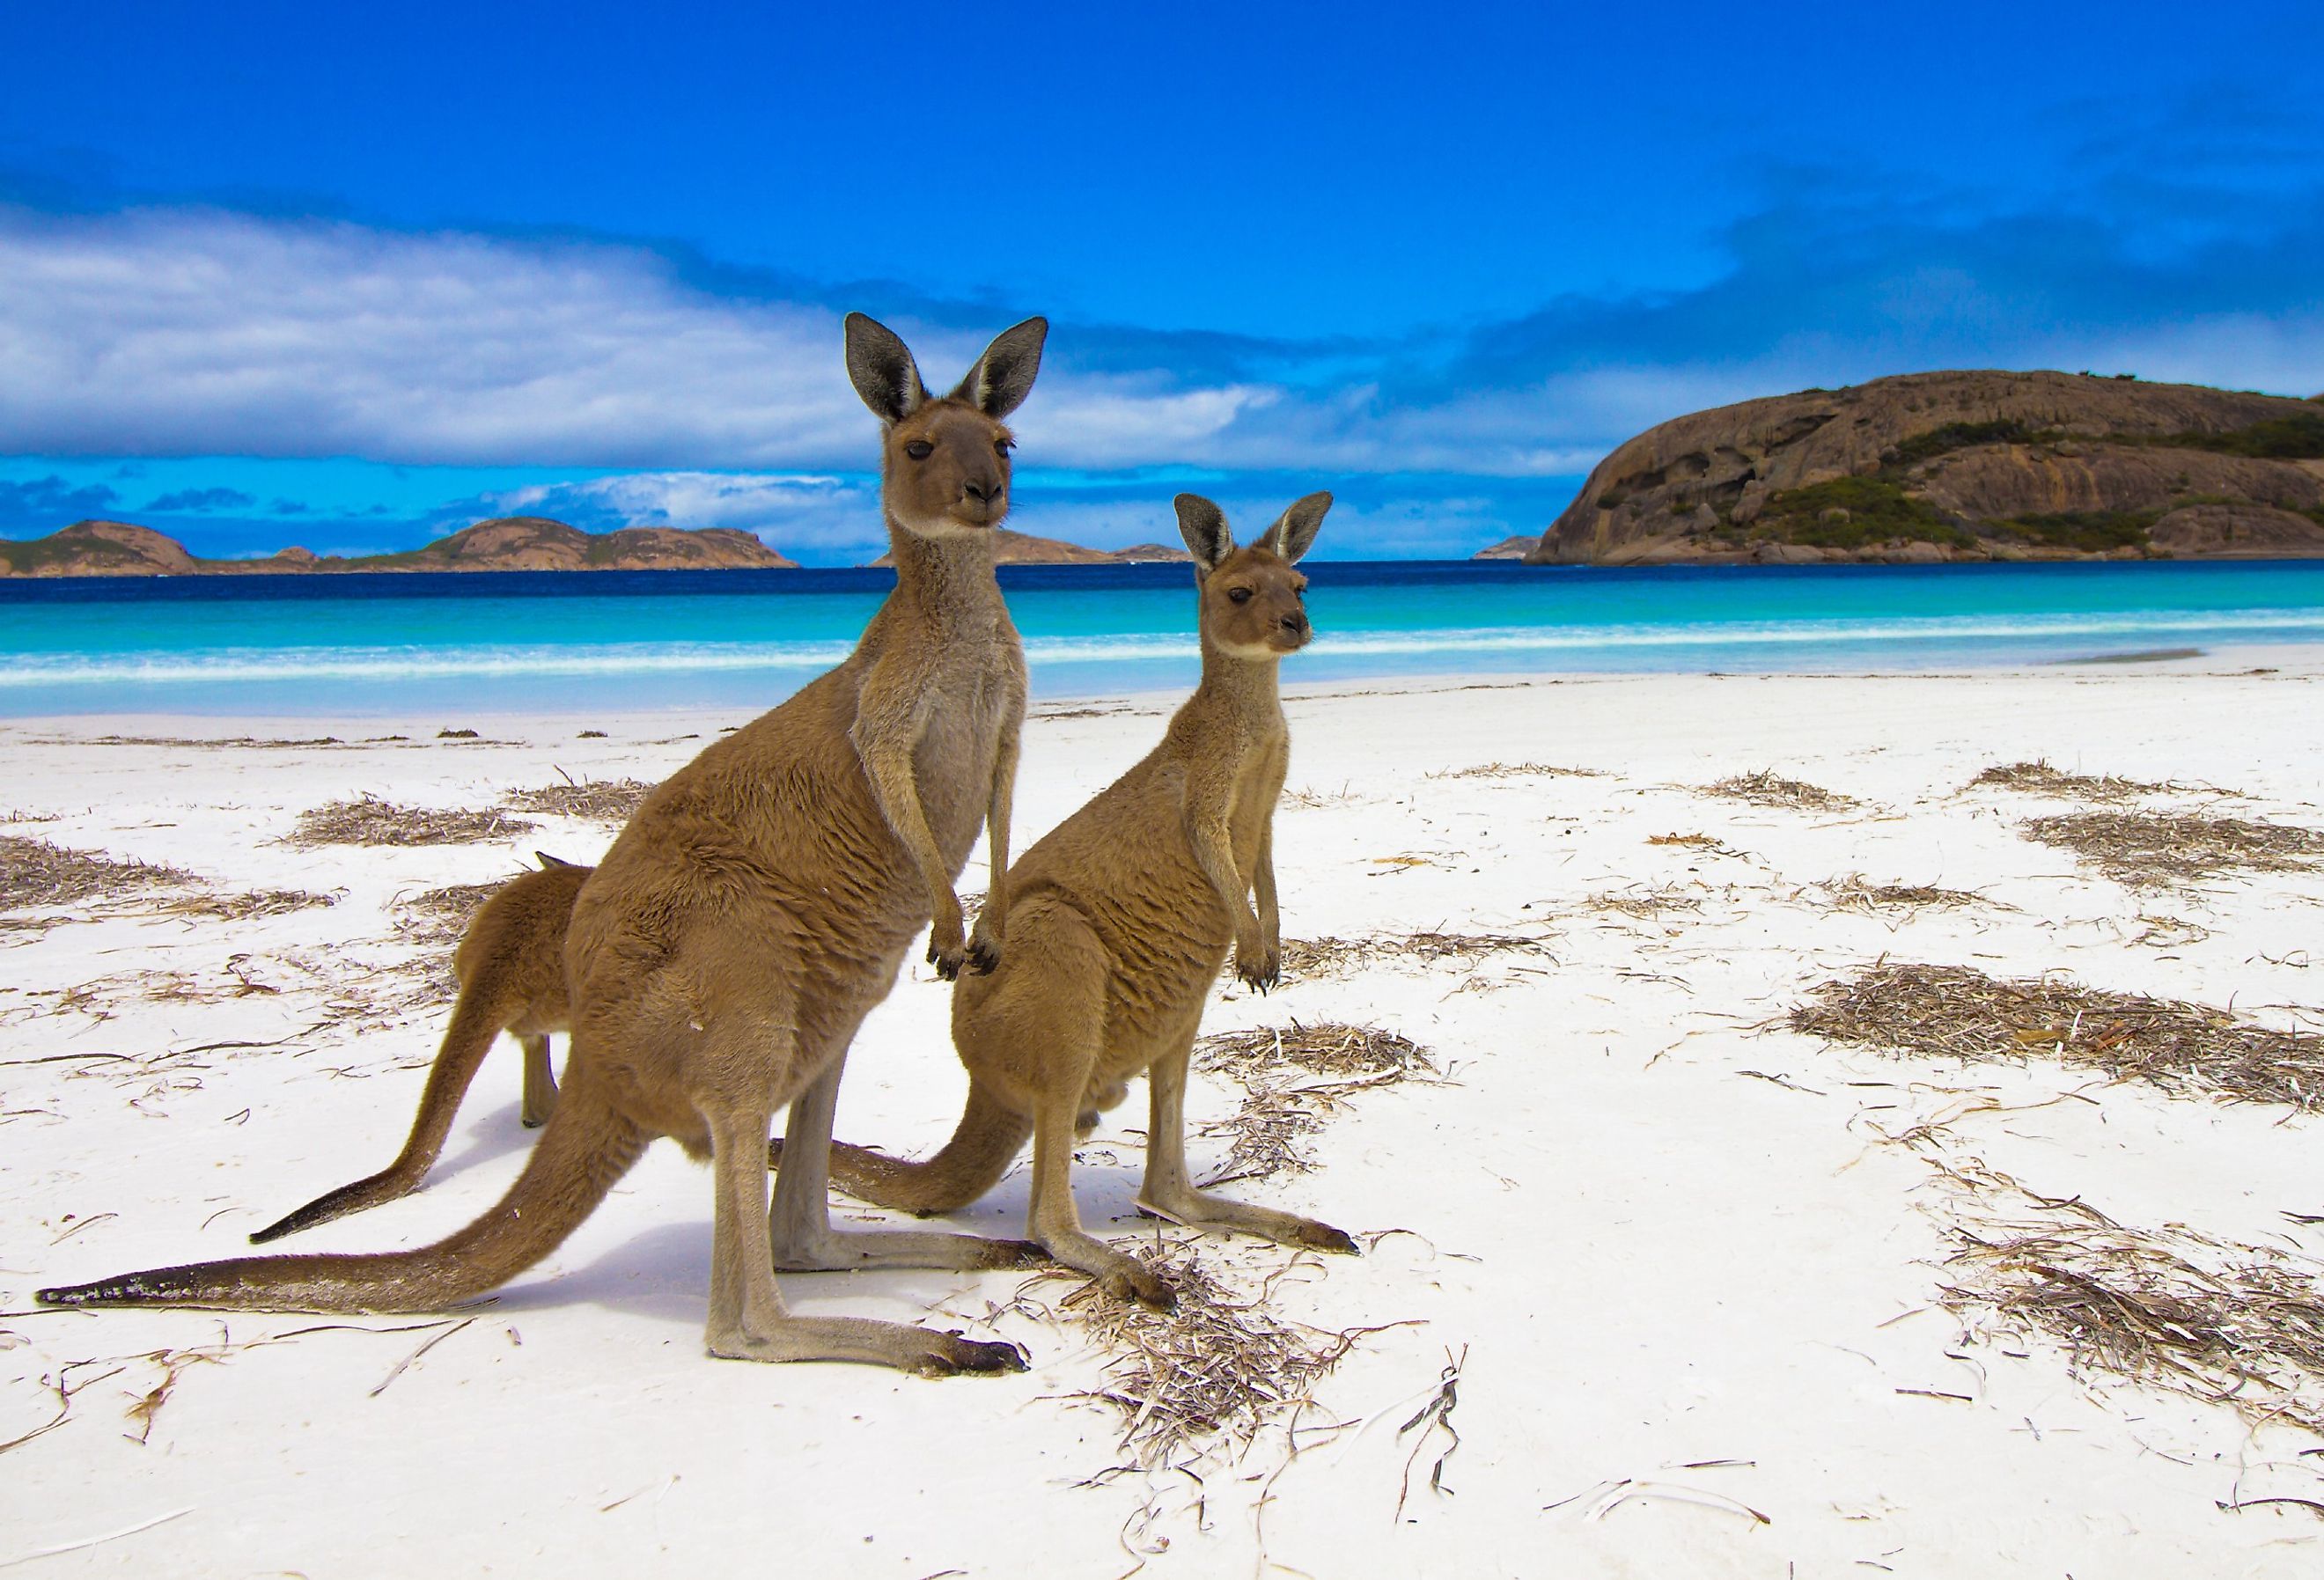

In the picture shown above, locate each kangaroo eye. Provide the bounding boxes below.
[905,440,934,460]
[995,437,1014,455]
[1227,587,1254,604]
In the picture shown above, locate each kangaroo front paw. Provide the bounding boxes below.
[964,933,1001,974]
[1235,948,1280,994]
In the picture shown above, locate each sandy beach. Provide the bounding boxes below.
[4,659,2322,1577]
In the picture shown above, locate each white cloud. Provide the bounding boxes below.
[489,470,882,553]
[0,207,1292,473]
[0,202,1797,483]
[0,209,869,467]
[4,192,2318,501]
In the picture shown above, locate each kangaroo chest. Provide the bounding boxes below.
[909,633,1019,868]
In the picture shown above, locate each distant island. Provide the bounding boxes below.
[0,516,798,577]
[1523,370,2324,564]
[864,529,1191,568]
[0,515,1202,577]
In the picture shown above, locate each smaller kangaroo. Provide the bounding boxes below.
[777,493,1354,1306]
[249,853,590,1244]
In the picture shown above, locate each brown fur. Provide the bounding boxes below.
[40,315,1053,1376]
[247,854,589,1245]
[779,493,1354,1306]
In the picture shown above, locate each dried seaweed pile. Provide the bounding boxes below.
[1791,961,2324,1110]
[1430,761,1604,781]
[9,937,439,1043]
[2023,809,2322,888]
[77,733,355,750]
[157,889,339,921]
[396,881,500,947]
[1587,883,1709,919]
[500,777,654,821]
[1812,874,1994,913]
[1279,784,1364,809]
[1019,1246,1367,1475]
[0,834,189,912]
[1647,831,1738,855]
[1280,930,1549,976]
[1971,760,2166,803]
[1195,1021,1434,1183]
[1940,1167,2324,1436]
[287,796,538,849]
[1705,770,1860,812]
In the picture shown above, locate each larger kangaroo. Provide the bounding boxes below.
[776,494,1355,1308]
[42,314,1047,1376]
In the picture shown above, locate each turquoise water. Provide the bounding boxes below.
[3,560,2321,717]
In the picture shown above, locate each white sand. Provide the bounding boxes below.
[4,658,2322,1576]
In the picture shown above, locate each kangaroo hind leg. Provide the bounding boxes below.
[768,1041,1040,1274]
[1136,1028,1358,1257]
[520,1034,558,1128]
[976,901,1173,1306]
[702,1095,1021,1375]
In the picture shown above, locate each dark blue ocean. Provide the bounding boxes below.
[4,559,2321,717]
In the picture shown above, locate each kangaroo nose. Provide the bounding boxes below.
[962,478,997,503]
[1282,611,1309,634]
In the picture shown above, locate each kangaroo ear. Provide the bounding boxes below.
[950,316,1048,418]
[845,312,928,423]
[1257,491,1331,563]
[534,850,579,870]
[1174,494,1236,570]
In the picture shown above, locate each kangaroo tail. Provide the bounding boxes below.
[40,1074,645,1314]
[769,1080,1029,1216]
[248,974,523,1245]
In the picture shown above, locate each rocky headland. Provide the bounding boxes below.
[0,516,798,577]
[1524,370,2324,565]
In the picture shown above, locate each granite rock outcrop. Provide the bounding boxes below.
[1525,371,2324,565]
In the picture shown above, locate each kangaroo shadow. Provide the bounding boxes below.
[487,1144,1164,1326]
[495,1215,1044,1328]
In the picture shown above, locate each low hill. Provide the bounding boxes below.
[1526,371,2324,565]
[0,519,205,577]
[864,529,1192,568]
[352,517,794,572]
[0,516,797,577]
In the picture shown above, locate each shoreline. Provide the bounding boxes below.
[4,640,2320,730]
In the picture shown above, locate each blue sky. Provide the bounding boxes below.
[3,1,2320,562]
